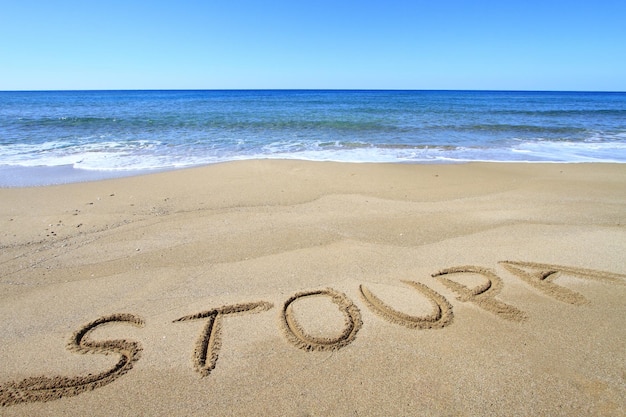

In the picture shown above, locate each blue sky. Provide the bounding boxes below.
[1,0,625,91]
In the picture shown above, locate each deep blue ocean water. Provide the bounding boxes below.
[1,90,625,186]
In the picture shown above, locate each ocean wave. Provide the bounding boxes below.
[1,90,626,186]
[2,138,624,174]
[492,109,626,117]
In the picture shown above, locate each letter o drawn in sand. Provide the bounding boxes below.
[359,281,453,329]
[0,313,145,407]
[281,288,362,351]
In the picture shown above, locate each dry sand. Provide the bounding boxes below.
[1,160,625,416]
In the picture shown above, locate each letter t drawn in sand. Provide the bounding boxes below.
[173,301,274,377]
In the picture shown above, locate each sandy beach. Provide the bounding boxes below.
[1,160,625,416]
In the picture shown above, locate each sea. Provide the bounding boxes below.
[1,90,625,186]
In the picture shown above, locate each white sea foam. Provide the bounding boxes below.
[2,139,625,176]
[511,140,626,162]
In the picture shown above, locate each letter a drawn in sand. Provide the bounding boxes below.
[500,261,626,305]
[281,288,362,351]
[0,313,145,407]
[174,301,273,377]
[433,266,527,322]
[359,281,453,329]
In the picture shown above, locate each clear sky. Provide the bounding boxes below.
[1,0,625,91]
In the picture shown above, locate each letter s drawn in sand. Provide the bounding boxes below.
[359,281,453,329]
[173,301,273,377]
[280,288,362,351]
[432,266,527,322]
[0,313,145,407]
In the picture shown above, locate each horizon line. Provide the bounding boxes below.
[1,88,625,94]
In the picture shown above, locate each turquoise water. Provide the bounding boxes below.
[1,90,625,186]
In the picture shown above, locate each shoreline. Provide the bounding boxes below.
[0,164,165,188]
[2,158,625,188]
[1,160,625,415]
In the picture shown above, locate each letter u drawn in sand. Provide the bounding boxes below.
[359,281,453,329]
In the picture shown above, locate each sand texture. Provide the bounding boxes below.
[1,160,625,416]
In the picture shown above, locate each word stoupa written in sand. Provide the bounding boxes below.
[1,261,624,407]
